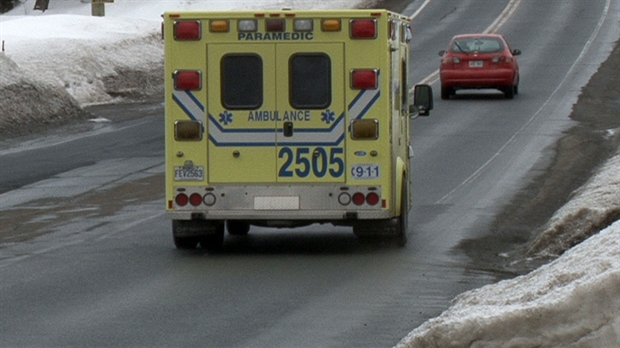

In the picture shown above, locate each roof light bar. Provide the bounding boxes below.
[210,19,229,33]
[238,19,258,32]
[322,19,341,32]
[294,19,313,32]
[266,18,285,32]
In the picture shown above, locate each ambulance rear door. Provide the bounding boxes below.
[274,43,346,184]
[206,43,345,184]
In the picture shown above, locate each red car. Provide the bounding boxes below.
[439,33,521,99]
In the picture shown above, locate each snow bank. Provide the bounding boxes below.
[397,221,620,347]
[1,15,163,106]
[0,52,89,137]
[528,141,620,258]
[396,151,620,347]
[0,0,372,137]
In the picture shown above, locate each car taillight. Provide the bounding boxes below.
[174,20,201,40]
[351,69,378,89]
[442,56,460,65]
[493,55,513,63]
[173,70,201,90]
[350,19,377,39]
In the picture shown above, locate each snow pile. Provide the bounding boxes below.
[0,0,372,135]
[397,222,620,347]
[528,141,620,257]
[0,48,89,136]
[397,150,620,347]
[1,15,163,106]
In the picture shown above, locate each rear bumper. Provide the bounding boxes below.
[166,184,394,221]
[440,69,515,88]
[166,209,392,221]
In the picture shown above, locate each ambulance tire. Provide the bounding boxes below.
[199,222,225,253]
[395,179,409,247]
[352,179,408,247]
[172,220,199,249]
[226,220,250,236]
[173,236,199,250]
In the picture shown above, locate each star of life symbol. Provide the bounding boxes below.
[321,109,335,124]
[219,110,233,125]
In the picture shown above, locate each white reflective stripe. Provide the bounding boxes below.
[172,90,205,124]
[208,116,275,145]
[349,88,381,120]
[208,114,345,147]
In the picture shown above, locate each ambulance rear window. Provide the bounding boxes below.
[289,53,331,109]
[221,54,263,109]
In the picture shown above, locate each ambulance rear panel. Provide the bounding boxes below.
[164,10,412,222]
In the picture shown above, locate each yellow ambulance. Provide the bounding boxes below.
[162,9,433,251]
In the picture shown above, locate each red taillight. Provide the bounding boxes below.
[351,19,377,39]
[493,55,513,64]
[174,20,201,40]
[366,192,380,206]
[266,18,285,32]
[174,70,201,90]
[175,193,189,207]
[352,192,366,206]
[351,69,378,89]
[189,193,203,206]
[442,56,460,64]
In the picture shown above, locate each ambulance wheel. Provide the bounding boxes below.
[199,222,225,253]
[173,236,199,250]
[172,220,199,249]
[226,220,250,236]
[394,179,409,247]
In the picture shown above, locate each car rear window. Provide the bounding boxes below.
[450,37,504,53]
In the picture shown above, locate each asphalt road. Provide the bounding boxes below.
[1,0,618,347]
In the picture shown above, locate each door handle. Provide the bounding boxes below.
[283,121,294,137]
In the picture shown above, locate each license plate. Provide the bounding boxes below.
[469,60,483,68]
[174,166,204,181]
[351,164,380,179]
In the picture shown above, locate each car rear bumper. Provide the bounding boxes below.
[440,69,515,88]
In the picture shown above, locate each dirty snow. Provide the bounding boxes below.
[1,1,619,346]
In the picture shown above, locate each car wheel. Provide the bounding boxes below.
[441,87,453,100]
[226,220,250,236]
[514,84,519,95]
[503,86,514,99]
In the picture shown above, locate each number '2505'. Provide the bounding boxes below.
[278,147,344,178]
